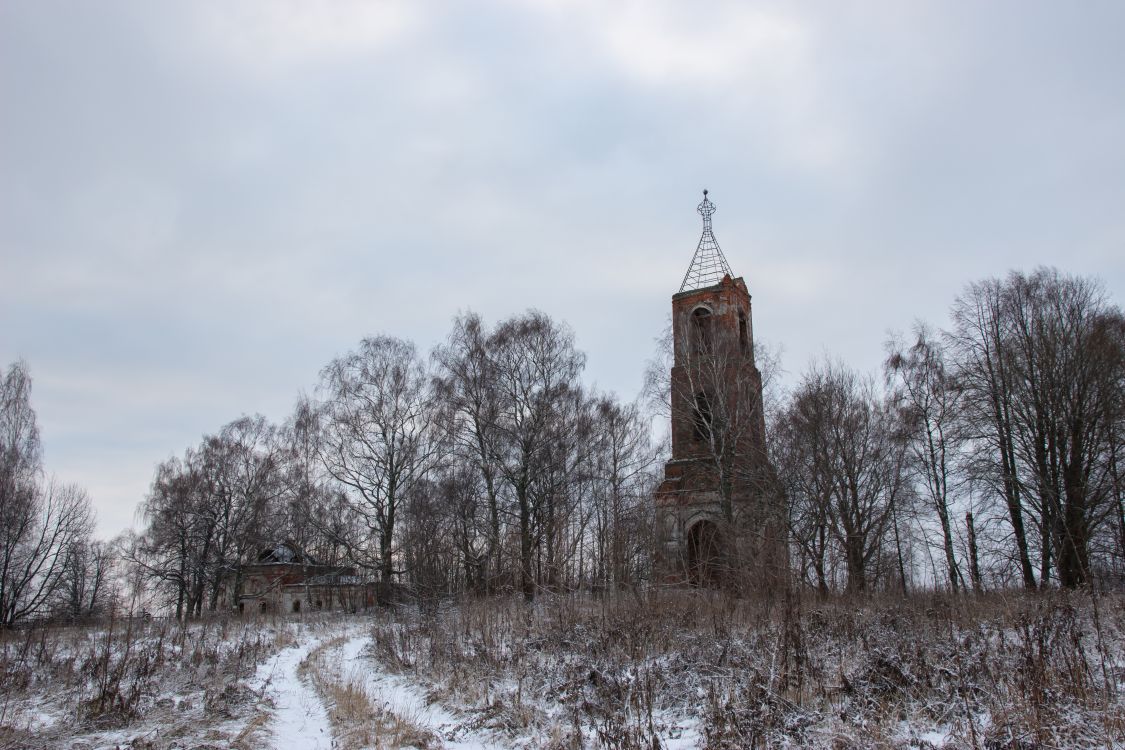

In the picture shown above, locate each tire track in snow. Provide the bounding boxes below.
[336,634,500,749]
[254,633,334,750]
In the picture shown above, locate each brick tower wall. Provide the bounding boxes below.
[654,274,786,589]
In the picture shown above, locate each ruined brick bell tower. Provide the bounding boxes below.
[654,191,785,588]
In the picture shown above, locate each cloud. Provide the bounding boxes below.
[1,1,1123,540]
[509,1,859,179]
[595,4,808,88]
[192,0,421,76]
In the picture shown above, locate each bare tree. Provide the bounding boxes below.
[132,455,197,619]
[949,278,1039,588]
[589,397,658,588]
[432,313,506,592]
[886,323,966,592]
[487,311,586,602]
[0,362,40,529]
[1109,405,1125,579]
[774,395,836,594]
[131,416,285,619]
[777,362,909,593]
[55,537,113,621]
[433,312,631,597]
[425,463,491,593]
[0,362,97,626]
[540,385,601,591]
[398,476,458,602]
[0,481,94,626]
[279,397,350,568]
[199,416,284,610]
[318,336,436,588]
[1016,271,1123,586]
[950,269,1125,588]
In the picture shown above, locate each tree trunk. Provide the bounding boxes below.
[937,503,960,592]
[845,533,866,593]
[998,415,1036,589]
[892,502,908,594]
[518,485,534,603]
[966,511,983,593]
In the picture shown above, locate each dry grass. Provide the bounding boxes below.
[0,611,321,749]
[4,591,1123,748]
[300,633,440,749]
[364,588,1125,749]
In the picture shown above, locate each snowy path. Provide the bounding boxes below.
[248,628,696,749]
[335,633,499,749]
[254,632,334,750]
[251,627,500,749]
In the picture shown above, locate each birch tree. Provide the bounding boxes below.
[319,336,436,587]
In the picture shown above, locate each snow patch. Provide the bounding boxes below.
[254,629,334,750]
[338,634,501,749]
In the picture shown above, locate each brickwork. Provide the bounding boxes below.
[654,271,786,589]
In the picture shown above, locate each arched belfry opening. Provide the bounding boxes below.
[691,307,713,354]
[654,190,786,590]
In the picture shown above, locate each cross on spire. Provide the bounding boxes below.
[679,189,734,293]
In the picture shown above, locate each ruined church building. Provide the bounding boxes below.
[655,191,787,589]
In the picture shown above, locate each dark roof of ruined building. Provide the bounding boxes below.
[256,541,321,566]
[679,190,735,293]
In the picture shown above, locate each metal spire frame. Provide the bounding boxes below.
[679,189,734,293]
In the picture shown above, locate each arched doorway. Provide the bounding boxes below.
[686,519,722,587]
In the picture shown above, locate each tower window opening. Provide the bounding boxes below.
[693,391,714,444]
[739,311,748,354]
[691,307,713,354]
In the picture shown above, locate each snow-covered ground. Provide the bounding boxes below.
[319,634,502,749]
[3,591,1124,748]
[338,635,474,746]
[249,625,514,749]
[254,630,336,749]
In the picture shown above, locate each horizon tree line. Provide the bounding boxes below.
[3,265,1123,622]
[0,361,107,627]
[779,267,1125,593]
[128,309,659,615]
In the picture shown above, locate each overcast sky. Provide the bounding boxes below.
[2,1,1123,539]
